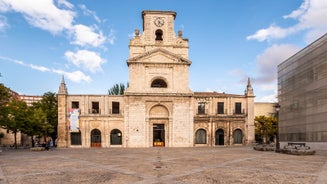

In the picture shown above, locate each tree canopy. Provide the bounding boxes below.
[254,115,277,144]
[32,92,58,143]
[1,98,30,148]
[0,88,58,148]
[108,83,129,95]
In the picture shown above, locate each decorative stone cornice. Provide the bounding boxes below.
[142,10,176,19]
[127,48,191,66]
[124,91,194,97]
[194,92,244,98]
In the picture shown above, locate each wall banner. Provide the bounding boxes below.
[69,108,80,132]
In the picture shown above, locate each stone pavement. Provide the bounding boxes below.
[0,146,326,184]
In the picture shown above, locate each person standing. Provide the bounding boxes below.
[49,139,54,150]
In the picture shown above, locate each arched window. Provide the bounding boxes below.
[195,129,207,144]
[155,29,163,41]
[110,129,122,145]
[151,79,167,88]
[233,129,242,144]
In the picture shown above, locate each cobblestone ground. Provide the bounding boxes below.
[0,146,326,184]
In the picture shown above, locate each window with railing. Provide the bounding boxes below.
[217,102,224,114]
[112,101,120,114]
[198,102,205,115]
[91,102,99,114]
[72,101,79,109]
[235,102,242,114]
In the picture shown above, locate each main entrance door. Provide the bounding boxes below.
[91,129,101,148]
[153,124,165,147]
[215,129,224,145]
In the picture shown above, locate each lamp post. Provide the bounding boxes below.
[275,103,280,152]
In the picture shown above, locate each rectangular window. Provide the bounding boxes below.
[235,102,242,114]
[92,102,99,114]
[71,132,82,145]
[112,101,120,114]
[217,102,224,114]
[198,103,205,115]
[72,101,79,109]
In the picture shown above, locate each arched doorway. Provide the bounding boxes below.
[110,129,122,145]
[215,129,224,145]
[233,129,242,144]
[150,105,169,147]
[195,129,207,144]
[91,129,101,147]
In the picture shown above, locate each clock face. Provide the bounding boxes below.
[154,17,164,27]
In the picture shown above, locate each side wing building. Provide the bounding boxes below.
[278,33,327,149]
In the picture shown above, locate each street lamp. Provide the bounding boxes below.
[275,103,280,152]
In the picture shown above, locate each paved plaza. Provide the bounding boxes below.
[0,146,327,184]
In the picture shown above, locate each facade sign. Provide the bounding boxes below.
[69,109,80,132]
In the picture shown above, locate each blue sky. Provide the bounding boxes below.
[1,0,326,102]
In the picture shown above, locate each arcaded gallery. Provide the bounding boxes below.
[57,10,255,148]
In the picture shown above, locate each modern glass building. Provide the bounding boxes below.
[278,33,327,149]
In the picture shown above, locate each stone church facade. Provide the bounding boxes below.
[57,10,255,148]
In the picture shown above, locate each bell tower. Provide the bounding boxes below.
[124,11,194,147]
[126,10,192,95]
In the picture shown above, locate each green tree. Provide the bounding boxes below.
[254,115,277,144]
[108,83,128,95]
[20,107,47,147]
[0,83,11,122]
[2,99,29,148]
[32,92,57,144]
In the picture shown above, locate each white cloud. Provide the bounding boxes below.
[258,83,277,92]
[0,56,50,73]
[79,4,101,23]
[255,44,300,84]
[0,0,114,48]
[247,0,327,42]
[0,15,8,31]
[65,50,106,73]
[0,0,10,11]
[52,69,91,83]
[258,93,278,103]
[56,0,74,9]
[228,69,249,86]
[251,44,300,102]
[107,29,116,45]
[246,25,295,42]
[283,0,310,19]
[0,55,91,83]
[0,0,75,34]
[30,64,50,72]
[71,24,106,47]
[0,55,25,65]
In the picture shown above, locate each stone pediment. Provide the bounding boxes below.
[127,48,191,66]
